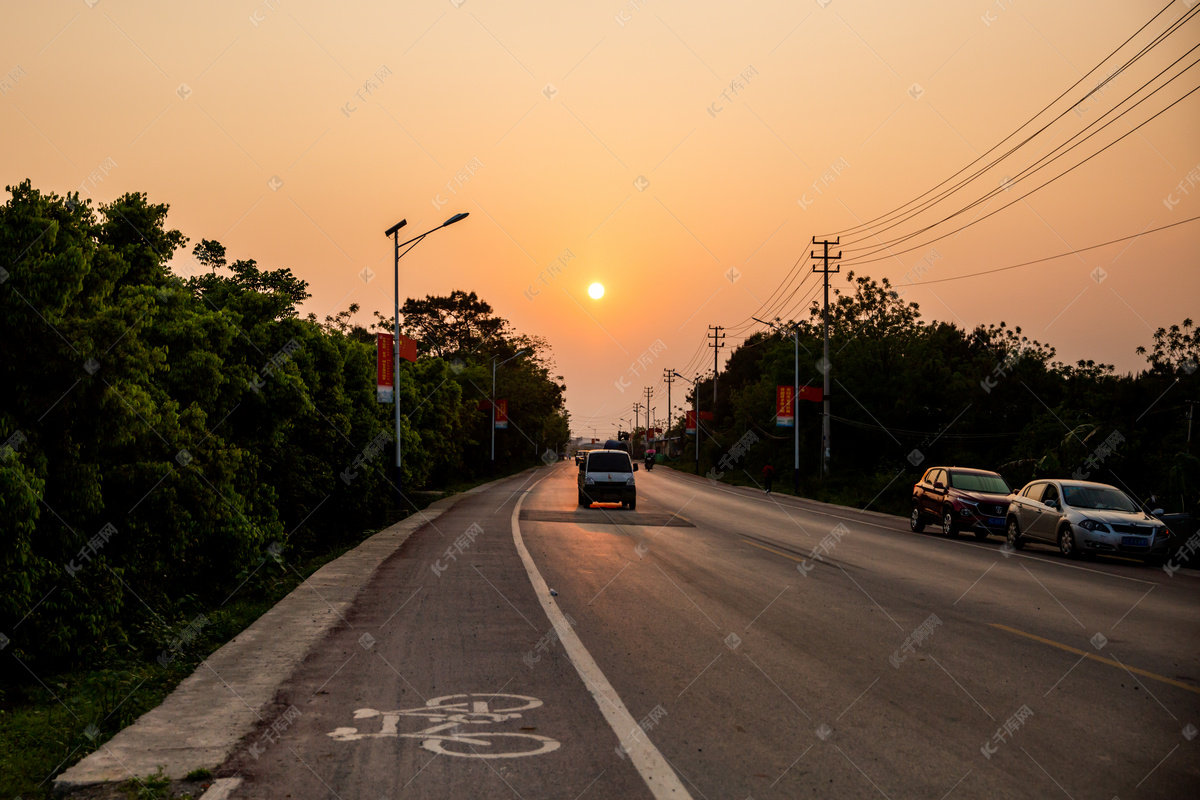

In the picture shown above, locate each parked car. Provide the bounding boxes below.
[910,466,1012,539]
[578,449,638,509]
[1005,479,1171,562]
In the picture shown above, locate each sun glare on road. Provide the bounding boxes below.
[588,283,605,299]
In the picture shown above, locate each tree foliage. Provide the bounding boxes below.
[676,271,1198,521]
[0,180,568,674]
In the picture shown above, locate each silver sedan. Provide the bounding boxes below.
[1005,479,1170,561]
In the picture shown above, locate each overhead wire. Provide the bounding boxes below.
[840,38,1200,262]
[840,79,1200,267]
[912,214,1200,286]
[821,0,1189,238]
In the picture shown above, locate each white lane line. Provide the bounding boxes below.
[512,472,693,800]
[651,469,1160,586]
[199,777,243,800]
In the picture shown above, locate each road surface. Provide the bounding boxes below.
[215,463,1200,798]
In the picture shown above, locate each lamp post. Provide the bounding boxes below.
[755,316,801,494]
[673,371,700,472]
[384,212,469,510]
[491,349,526,476]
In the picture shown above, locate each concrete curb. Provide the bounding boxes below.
[54,487,488,792]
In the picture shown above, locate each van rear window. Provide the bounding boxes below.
[588,453,632,472]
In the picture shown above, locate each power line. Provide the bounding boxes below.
[836,4,1200,250]
[822,0,1191,238]
[841,39,1200,262]
[908,214,1200,286]
[841,80,1200,267]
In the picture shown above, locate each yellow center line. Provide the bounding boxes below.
[989,623,1199,695]
[741,539,806,562]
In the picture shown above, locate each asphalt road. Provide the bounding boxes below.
[217,463,1200,799]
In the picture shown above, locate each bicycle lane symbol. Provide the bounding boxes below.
[327,693,561,759]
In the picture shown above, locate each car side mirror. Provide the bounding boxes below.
[633,463,639,471]
[933,481,945,490]
[1151,507,1164,516]
[1044,499,1058,509]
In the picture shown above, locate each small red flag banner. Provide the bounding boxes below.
[398,335,418,363]
[798,385,823,403]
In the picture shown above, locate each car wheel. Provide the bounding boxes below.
[578,491,588,507]
[942,508,959,538]
[973,528,990,541]
[628,497,637,510]
[1006,518,1025,550]
[909,503,926,533]
[1058,525,1080,559]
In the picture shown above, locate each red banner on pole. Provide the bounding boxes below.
[494,399,508,428]
[776,385,795,427]
[798,385,823,403]
[398,335,418,363]
[685,410,713,434]
[376,333,394,403]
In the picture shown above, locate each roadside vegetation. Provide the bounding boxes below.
[0,180,568,795]
[666,272,1199,529]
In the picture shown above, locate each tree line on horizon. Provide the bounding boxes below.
[668,271,1199,529]
[0,179,569,675]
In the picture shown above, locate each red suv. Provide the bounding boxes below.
[910,467,1012,539]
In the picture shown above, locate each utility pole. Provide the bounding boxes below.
[812,237,841,477]
[632,402,643,451]
[644,387,654,452]
[663,368,674,456]
[708,325,725,410]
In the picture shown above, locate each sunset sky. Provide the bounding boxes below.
[4,0,1198,439]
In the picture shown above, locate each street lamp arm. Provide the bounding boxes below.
[672,370,696,385]
[392,213,470,248]
[495,349,527,369]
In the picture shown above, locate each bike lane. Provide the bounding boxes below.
[216,469,655,799]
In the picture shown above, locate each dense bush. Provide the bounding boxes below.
[0,180,568,675]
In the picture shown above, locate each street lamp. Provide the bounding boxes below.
[491,349,526,476]
[672,371,701,472]
[754,316,801,495]
[384,212,469,509]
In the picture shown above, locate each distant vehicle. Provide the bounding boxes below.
[603,439,631,455]
[1006,479,1171,562]
[578,449,638,509]
[910,467,1011,539]
[574,450,589,465]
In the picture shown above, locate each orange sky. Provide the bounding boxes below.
[4,0,1198,438]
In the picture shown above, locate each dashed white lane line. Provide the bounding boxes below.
[511,470,693,800]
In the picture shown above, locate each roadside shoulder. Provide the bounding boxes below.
[53,477,516,793]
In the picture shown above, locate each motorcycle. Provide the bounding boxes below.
[643,449,655,471]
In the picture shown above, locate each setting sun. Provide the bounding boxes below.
[588,283,605,300]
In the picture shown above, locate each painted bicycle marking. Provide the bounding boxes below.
[327,693,560,758]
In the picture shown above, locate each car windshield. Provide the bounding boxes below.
[588,453,632,472]
[1062,485,1137,511]
[950,473,1009,493]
